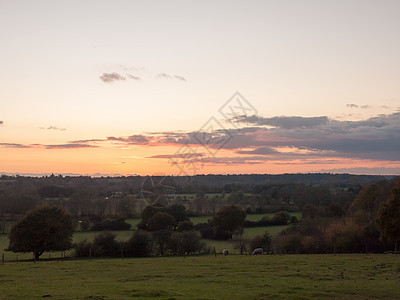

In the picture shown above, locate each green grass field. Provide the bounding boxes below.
[0,215,292,261]
[0,214,297,261]
[1,254,399,299]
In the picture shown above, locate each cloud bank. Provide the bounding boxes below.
[2,113,399,174]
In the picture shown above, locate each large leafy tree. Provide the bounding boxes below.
[148,212,176,231]
[213,205,246,239]
[7,206,74,260]
[376,179,400,252]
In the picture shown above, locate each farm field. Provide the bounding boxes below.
[1,254,400,299]
[0,214,295,261]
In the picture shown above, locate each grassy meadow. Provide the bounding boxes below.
[1,254,400,299]
[0,213,298,260]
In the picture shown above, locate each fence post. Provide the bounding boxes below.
[2,253,4,265]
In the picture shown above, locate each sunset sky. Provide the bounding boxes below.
[1,0,400,176]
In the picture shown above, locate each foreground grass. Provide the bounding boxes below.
[0,254,399,299]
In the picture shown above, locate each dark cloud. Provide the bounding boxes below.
[0,121,3,125]
[70,138,104,143]
[229,112,400,162]
[234,115,329,129]
[45,144,98,149]
[0,143,31,148]
[126,73,141,80]
[176,155,264,165]
[107,135,149,144]
[236,146,278,155]
[148,153,205,159]
[99,72,126,83]
[33,112,399,164]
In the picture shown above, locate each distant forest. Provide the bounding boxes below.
[0,173,393,219]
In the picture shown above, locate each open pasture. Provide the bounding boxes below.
[1,254,399,299]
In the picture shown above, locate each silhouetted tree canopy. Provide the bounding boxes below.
[213,205,246,239]
[7,206,74,260]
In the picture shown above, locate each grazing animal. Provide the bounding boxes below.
[252,248,263,255]
[223,249,229,256]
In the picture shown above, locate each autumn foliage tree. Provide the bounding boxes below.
[7,206,74,260]
[376,179,400,252]
[213,205,246,239]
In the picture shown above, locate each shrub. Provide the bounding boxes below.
[197,223,215,239]
[177,220,194,232]
[250,232,272,254]
[148,212,176,231]
[125,230,152,257]
[270,211,290,225]
[92,232,120,257]
[74,239,93,257]
[169,232,205,255]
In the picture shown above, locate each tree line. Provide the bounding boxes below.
[0,173,383,221]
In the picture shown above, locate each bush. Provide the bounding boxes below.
[74,239,93,257]
[197,223,215,239]
[177,220,194,232]
[92,232,121,257]
[125,230,152,257]
[148,212,176,231]
[270,211,290,225]
[250,232,272,254]
[169,232,205,255]
[276,232,303,254]
[91,218,131,231]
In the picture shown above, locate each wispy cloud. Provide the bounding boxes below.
[107,135,150,144]
[0,142,97,149]
[0,143,31,148]
[40,126,67,131]
[126,73,141,80]
[346,104,372,109]
[155,73,186,81]
[99,72,126,83]
[147,153,205,159]
[174,75,186,81]
[347,104,358,108]
[44,144,98,149]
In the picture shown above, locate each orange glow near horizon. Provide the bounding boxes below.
[2,142,399,176]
